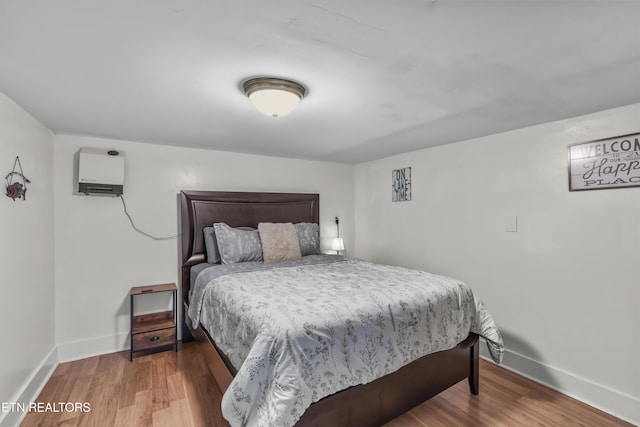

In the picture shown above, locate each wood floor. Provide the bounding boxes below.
[21,342,631,427]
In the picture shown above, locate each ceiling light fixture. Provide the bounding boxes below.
[243,77,306,118]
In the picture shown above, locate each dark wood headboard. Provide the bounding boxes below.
[179,190,320,304]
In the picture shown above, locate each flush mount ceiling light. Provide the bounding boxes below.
[243,77,306,118]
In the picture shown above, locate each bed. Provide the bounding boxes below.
[180,190,503,427]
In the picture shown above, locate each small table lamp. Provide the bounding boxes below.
[331,217,344,254]
[331,237,345,254]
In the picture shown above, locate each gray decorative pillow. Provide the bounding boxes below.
[204,225,256,264]
[258,222,302,264]
[214,223,263,264]
[295,222,320,256]
[203,226,221,264]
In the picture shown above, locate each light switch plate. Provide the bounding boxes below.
[505,215,518,232]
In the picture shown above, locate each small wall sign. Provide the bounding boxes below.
[568,132,640,191]
[392,167,411,201]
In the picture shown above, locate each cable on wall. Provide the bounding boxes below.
[119,195,177,241]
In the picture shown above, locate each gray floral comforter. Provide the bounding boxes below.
[189,256,503,427]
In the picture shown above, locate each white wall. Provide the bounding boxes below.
[4,89,636,424]
[0,93,56,426]
[354,103,640,424]
[54,135,355,361]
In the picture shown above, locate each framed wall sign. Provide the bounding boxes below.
[568,132,640,191]
[392,167,411,201]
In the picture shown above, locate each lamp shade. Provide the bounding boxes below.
[331,237,345,252]
[243,77,306,118]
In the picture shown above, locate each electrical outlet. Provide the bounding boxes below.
[505,215,518,232]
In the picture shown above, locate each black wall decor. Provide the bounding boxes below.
[5,156,30,201]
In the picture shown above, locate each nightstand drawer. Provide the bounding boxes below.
[133,328,176,351]
[129,283,178,360]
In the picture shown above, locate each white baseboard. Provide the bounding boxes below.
[0,347,58,427]
[57,324,184,363]
[56,332,129,363]
[479,340,639,426]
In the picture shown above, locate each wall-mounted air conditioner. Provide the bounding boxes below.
[74,147,125,196]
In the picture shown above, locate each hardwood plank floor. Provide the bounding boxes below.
[20,342,631,427]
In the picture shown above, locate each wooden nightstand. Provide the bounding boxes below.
[129,283,178,361]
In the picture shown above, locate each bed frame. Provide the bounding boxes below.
[180,190,479,426]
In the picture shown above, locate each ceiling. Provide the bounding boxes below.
[1,1,639,163]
